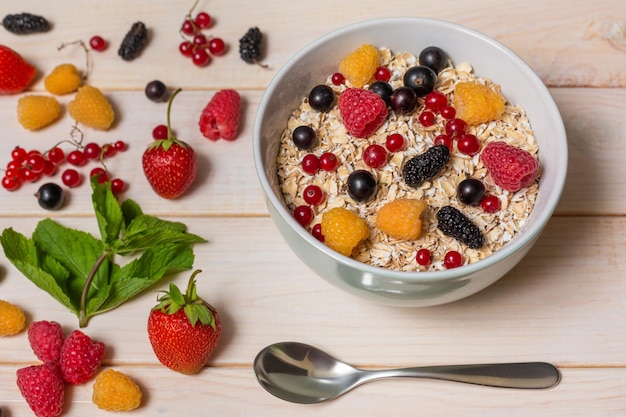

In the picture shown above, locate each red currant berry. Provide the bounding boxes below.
[42,160,56,176]
[90,167,109,183]
[26,154,46,173]
[89,35,107,52]
[194,12,211,28]
[440,105,456,120]
[181,19,195,35]
[301,154,320,175]
[374,66,391,82]
[110,178,126,194]
[444,251,463,269]
[67,150,87,166]
[457,134,481,156]
[153,124,169,140]
[445,118,467,137]
[311,223,325,242]
[5,168,22,181]
[179,41,194,57]
[208,38,225,55]
[11,147,27,163]
[434,134,453,151]
[27,149,41,156]
[2,175,20,191]
[480,194,501,213]
[424,91,448,113]
[114,140,127,151]
[363,144,388,169]
[293,205,314,227]
[193,34,208,47]
[303,184,325,205]
[385,133,406,152]
[415,248,431,266]
[22,169,41,183]
[319,152,338,172]
[6,160,21,171]
[47,147,65,164]
[102,144,116,158]
[83,142,101,160]
[61,169,81,188]
[192,49,210,67]
[331,72,345,86]
[418,111,436,127]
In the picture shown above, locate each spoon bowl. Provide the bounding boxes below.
[253,342,561,404]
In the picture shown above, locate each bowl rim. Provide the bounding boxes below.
[253,17,568,283]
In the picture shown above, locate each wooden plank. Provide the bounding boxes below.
[0,365,624,416]
[1,216,624,366]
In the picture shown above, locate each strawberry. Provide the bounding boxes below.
[198,89,241,141]
[16,361,65,417]
[0,44,37,94]
[28,320,64,362]
[59,329,105,384]
[147,270,222,375]
[481,141,539,192]
[143,88,197,199]
[338,87,388,138]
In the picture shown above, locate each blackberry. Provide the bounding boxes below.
[239,27,265,65]
[2,13,50,34]
[118,21,148,61]
[402,144,450,188]
[436,206,485,249]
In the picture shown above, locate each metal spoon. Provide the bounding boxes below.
[253,341,561,404]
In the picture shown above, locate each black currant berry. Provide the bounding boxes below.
[35,183,65,210]
[390,87,418,114]
[457,178,486,206]
[292,125,317,150]
[419,46,448,74]
[308,84,335,112]
[369,81,393,106]
[403,65,437,97]
[347,170,377,202]
[145,80,168,102]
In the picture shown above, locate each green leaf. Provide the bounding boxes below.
[120,198,144,227]
[91,179,124,245]
[0,228,77,313]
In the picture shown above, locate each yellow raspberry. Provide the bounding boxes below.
[92,369,142,412]
[44,63,82,95]
[321,207,370,257]
[338,44,380,88]
[0,299,26,336]
[376,199,428,241]
[453,81,505,125]
[68,85,115,130]
[17,95,62,130]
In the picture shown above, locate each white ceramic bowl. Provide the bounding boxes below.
[253,17,567,307]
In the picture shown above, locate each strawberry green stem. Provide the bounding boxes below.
[79,248,112,327]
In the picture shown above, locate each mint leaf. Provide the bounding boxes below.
[0,228,76,313]
[91,178,124,245]
[120,198,143,226]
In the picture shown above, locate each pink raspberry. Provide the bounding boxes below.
[28,320,64,362]
[338,88,388,138]
[481,141,539,192]
[59,329,105,384]
[198,89,241,140]
[16,361,65,417]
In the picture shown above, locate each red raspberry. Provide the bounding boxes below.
[16,361,65,417]
[338,88,388,138]
[198,89,241,141]
[481,141,539,192]
[59,330,105,384]
[28,320,64,362]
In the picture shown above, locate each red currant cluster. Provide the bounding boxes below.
[2,140,128,196]
[178,4,226,67]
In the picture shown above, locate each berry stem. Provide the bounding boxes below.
[79,248,112,328]
[57,40,93,80]
[166,88,182,142]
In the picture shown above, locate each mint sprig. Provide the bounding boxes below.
[0,179,206,327]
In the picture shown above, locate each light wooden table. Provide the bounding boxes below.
[1,1,625,416]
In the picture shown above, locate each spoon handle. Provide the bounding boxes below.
[369,362,560,389]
